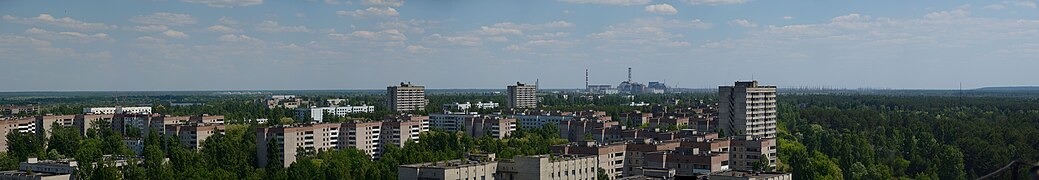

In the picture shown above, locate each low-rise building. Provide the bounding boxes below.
[496,154,599,180]
[398,155,498,180]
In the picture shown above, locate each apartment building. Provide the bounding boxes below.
[381,120,425,148]
[398,157,498,180]
[718,80,777,139]
[340,122,382,157]
[83,106,152,115]
[442,101,499,113]
[256,123,341,168]
[0,118,36,151]
[387,82,428,112]
[550,141,628,179]
[507,82,538,109]
[710,171,792,180]
[624,139,681,176]
[557,120,619,143]
[462,116,517,139]
[264,95,304,109]
[296,105,376,122]
[429,113,479,132]
[165,124,227,149]
[0,105,38,116]
[35,115,76,139]
[496,154,599,180]
[729,138,777,171]
[78,114,114,136]
[643,146,730,176]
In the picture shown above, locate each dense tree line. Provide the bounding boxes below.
[777,95,1039,179]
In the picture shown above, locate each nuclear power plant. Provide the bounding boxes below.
[585,67,668,94]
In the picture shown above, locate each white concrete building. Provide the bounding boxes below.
[83,106,152,115]
[296,105,376,122]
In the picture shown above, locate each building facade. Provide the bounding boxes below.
[718,80,777,139]
[296,105,376,122]
[496,154,599,180]
[387,82,428,112]
[506,82,537,109]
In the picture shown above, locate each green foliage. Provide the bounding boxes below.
[47,123,81,158]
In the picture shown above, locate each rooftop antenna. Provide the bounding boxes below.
[536,79,539,89]
[627,67,632,82]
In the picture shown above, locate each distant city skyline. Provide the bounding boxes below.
[2,0,1039,91]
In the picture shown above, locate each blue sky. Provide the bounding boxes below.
[2,0,1039,91]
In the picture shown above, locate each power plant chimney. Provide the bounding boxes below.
[585,69,589,89]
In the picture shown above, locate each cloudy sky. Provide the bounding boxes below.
[2,0,1038,91]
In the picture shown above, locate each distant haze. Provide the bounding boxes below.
[1,0,1038,91]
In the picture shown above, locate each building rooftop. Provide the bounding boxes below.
[400,159,496,169]
[711,171,792,179]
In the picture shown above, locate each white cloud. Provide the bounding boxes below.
[479,26,524,36]
[645,4,678,15]
[377,19,436,34]
[783,16,794,20]
[255,20,311,33]
[588,17,708,52]
[136,36,166,43]
[218,34,264,44]
[162,30,190,39]
[558,0,650,6]
[405,45,433,53]
[985,0,1037,10]
[337,7,399,18]
[683,0,750,5]
[24,27,113,43]
[924,9,970,19]
[180,0,262,7]
[331,29,406,41]
[207,25,240,33]
[2,14,115,30]
[218,16,240,25]
[128,25,170,32]
[729,19,758,28]
[361,0,403,7]
[423,34,481,46]
[130,13,197,26]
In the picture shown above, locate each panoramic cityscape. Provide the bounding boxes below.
[2,0,1039,180]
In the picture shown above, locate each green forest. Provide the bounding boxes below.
[1,93,1037,179]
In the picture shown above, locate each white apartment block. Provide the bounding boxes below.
[296,105,376,122]
[442,101,499,113]
[429,113,479,132]
[83,106,152,115]
[718,81,777,139]
[496,154,599,180]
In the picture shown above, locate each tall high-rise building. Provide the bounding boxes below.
[718,81,777,139]
[718,80,778,171]
[387,82,428,112]
[506,82,537,109]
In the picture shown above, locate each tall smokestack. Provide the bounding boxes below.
[585,69,589,89]
[627,67,632,82]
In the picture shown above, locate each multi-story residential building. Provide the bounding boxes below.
[256,123,341,168]
[718,80,777,139]
[441,101,499,113]
[624,139,681,176]
[296,105,376,122]
[341,122,382,157]
[0,118,36,151]
[35,115,76,139]
[729,138,777,171]
[398,155,498,180]
[381,120,426,148]
[643,146,730,176]
[496,154,599,180]
[462,116,517,139]
[165,124,227,149]
[387,82,428,112]
[507,110,611,129]
[78,114,114,136]
[719,81,777,171]
[507,82,537,109]
[124,138,145,155]
[645,116,690,129]
[550,141,628,179]
[557,120,618,143]
[83,106,152,115]
[0,105,38,116]
[429,113,479,132]
[264,95,304,109]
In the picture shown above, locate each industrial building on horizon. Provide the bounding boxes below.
[585,68,669,95]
